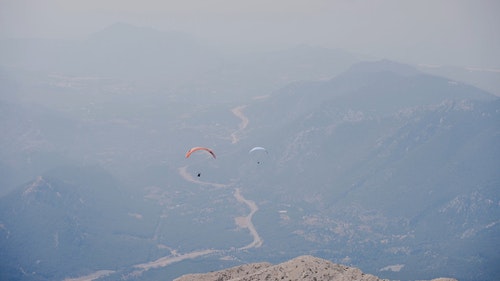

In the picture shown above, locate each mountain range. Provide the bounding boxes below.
[237,61,500,281]
[0,24,499,281]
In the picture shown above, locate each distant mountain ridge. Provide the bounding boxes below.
[0,23,361,95]
[346,59,421,76]
[250,60,495,133]
[239,60,500,280]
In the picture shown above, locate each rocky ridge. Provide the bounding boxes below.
[174,255,458,281]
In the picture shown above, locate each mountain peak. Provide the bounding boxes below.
[174,255,385,281]
[22,176,53,197]
[175,255,460,280]
[346,59,420,76]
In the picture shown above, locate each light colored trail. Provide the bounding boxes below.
[230,105,248,144]
[234,188,263,250]
[133,249,218,271]
[178,166,228,188]
[178,165,263,250]
[63,270,115,281]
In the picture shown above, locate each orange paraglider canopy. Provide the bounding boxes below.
[185,147,216,159]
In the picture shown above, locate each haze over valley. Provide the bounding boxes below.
[1,2,499,280]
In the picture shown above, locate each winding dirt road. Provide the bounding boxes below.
[133,249,218,271]
[234,188,263,249]
[64,270,115,281]
[230,105,248,144]
[178,167,263,250]
[178,165,228,188]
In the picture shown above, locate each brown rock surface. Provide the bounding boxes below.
[174,255,384,281]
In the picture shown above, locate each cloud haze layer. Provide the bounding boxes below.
[1,0,499,67]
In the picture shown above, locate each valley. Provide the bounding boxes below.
[0,24,498,281]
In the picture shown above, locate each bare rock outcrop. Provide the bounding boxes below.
[174,262,272,281]
[174,255,384,281]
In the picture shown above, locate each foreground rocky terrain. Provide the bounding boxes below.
[174,255,457,281]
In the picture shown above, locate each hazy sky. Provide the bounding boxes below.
[1,0,499,67]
